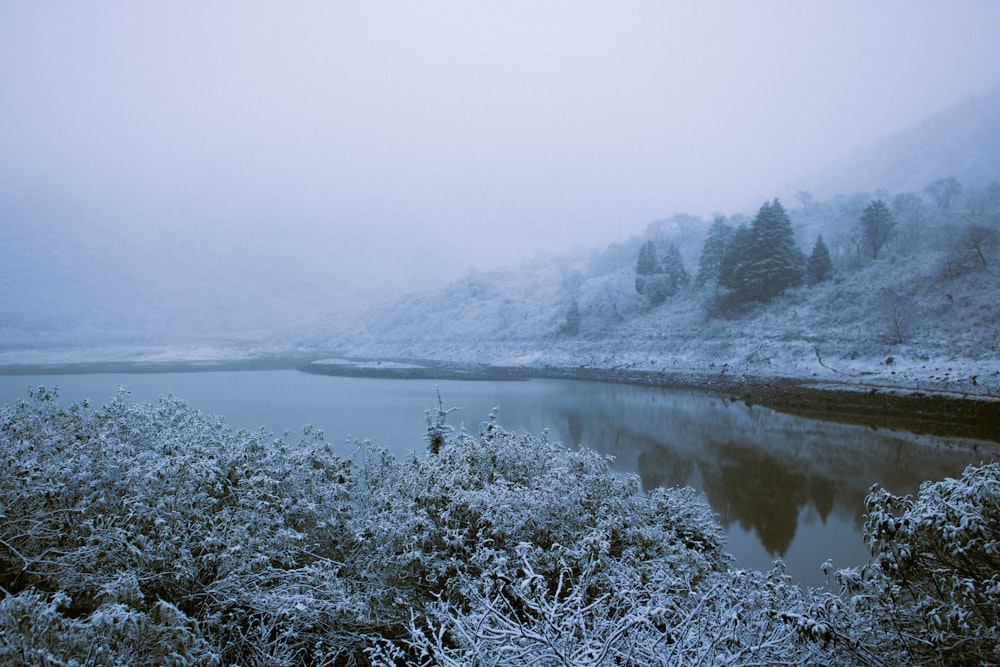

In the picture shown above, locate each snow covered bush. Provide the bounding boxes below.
[0,590,218,666]
[792,463,1000,666]
[347,409,730,652]
[0,387,366,665]
[5,387,995,665]
[374,558,822,666]
[866,462,1000,665]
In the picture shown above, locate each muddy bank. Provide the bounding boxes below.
[305,359,1000,443]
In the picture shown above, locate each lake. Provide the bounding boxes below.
[2,369,995,587]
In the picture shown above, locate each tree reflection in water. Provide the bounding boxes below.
[535,380,998,583]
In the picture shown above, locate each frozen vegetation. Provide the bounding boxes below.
[2,388,999,665]
[331,178,1000,401]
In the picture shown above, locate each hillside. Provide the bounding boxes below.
[318,89,1000,399]
[3,86,1000,388]
[324,185,1000,400]
[794,86,1000,199]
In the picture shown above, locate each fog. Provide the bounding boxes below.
[3,1,1000,344]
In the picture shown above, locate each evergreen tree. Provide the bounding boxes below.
[806,235,834,285]
[645,244,689,303]
[661,245,690,288]
[733,199,803,302]
[695,216,734,287]
[718,223,751,291]
[635,242,688,305]
[859,199,896,260]
[634,240,658,295]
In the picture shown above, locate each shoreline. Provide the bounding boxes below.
[303,358,1000,443]
[3,355,998,443]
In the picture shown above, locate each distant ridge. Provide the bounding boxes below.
[795,85,1000,197]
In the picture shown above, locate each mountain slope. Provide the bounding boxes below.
[795,86,1000,198]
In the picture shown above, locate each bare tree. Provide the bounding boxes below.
[924,176,963,211]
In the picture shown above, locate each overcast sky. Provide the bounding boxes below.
[3,1,1000,271]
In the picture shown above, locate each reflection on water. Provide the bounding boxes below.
[1,372,996,587]
[490,381,998,585]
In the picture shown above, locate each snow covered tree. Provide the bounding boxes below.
[859,199,896,260]
[717,223,751,292]
[635,242,687,305]
[801,463,1000,667]
[729,199,803,302]
[806,235,834,285]
[924,176,963,210]
[695,215,734,287]
[660,244,690,290]
[891,191,925,226]
[795,189,814,214]
[634,240,658,295]
[964,179,1000,225]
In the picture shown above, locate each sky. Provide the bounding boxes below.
[3,0,1000,281]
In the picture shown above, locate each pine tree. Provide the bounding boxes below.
[859,199,896,260]
[806,235,834,285]
[718,223,751,291]
[735,199,803,302]
[635,240,658,295]
[696,216,734,287]
[635,241,688,305]
[660,245,690,291]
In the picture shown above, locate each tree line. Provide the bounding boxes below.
[632,176,1000,315]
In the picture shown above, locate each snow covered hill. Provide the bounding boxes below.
[325,188,1000,398]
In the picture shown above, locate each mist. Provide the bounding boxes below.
[3,1,1000,349]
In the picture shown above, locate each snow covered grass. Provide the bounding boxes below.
[3,389,1000,665]
[312,359,427,370]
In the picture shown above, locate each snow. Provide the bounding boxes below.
[0,343,313,367]
[315,208,1000,403]
[311,358,426,370]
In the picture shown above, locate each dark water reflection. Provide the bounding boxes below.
[2,372,995,586]
[518,381,998,584]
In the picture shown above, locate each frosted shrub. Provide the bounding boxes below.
[349,410,730,640]
[358,413,834,665]
[0,388,365,665]
[375,555,823,666]
[866,463,1000,665]
[0,590,219,666]
[792,463,1000,666]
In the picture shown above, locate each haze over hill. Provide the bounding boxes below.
[3,81,1000,367]
[2,3,1000,361]
[792,86,1000,199]
[320,87,1000,399]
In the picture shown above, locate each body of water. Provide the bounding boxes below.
[2,369,995,587]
